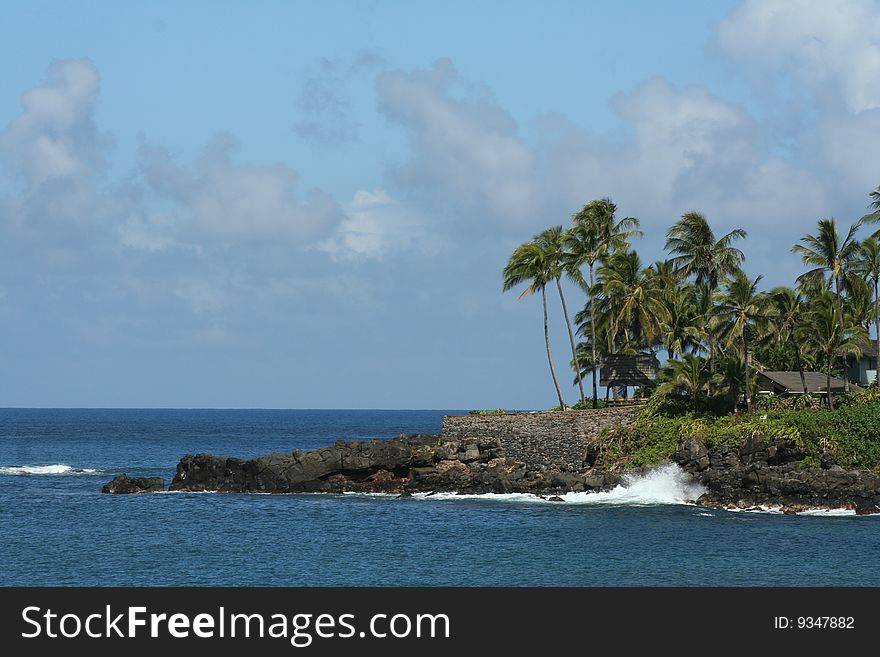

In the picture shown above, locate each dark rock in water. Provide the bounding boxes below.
[167,433,627,497]
[102,475,164,494]
[853,498,880,515]
[547,495,564,502]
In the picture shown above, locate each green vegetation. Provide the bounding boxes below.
[597,391,880,470]
[468,409,506,415]
[503,188,880,411]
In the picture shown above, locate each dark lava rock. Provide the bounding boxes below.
[673,437,709,472]
[102,475,164,494]
[167,432,627,497]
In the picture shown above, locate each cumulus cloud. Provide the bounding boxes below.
[716,0,880,113]
[377,59,539,224]
[544,78,828,234]
[136,134,345,245]
[0,58,112,228]
[318,187,436,260]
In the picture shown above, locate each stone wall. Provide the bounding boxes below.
[440,407,642,471]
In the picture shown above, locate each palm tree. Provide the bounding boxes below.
[860,185,880,229]
[657,354,714,403]
[806,292,866,409]
[658,281,700,360]
[536,226,586,404]
[792,218,861,392]
[596,250,671,354]
[855,236,880,386]
[713,273,767,413]
[503,240,566,408]
[567,198,641,407]
[665,211,747,291]
[766,286,810,394]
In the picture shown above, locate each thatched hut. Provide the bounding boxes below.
[600,353,659,396]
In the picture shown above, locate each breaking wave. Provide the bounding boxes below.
[414,463,705,506]
[0,464,100,476]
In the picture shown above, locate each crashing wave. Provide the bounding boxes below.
[0,464,100,476]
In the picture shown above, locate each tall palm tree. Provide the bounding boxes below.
[690,282,716,358]
[657,354,714,403]
[860,185,880,229]
[713,273,767,413]
[855,236,880,386]
[567,198,641,407]
[535,226,585,404]
[766,286,810,394]
[806,292,866,409]
[658,280,700,360]
[596,250,671,354]
[665,211,747,291]
[503,240,566,408]
[792,217,861,392]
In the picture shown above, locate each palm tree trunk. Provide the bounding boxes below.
[742,333,751,414]
[875,278,879,387]
[589,263,599,408]
[556,276,585,404]
[827,360,835,410]
[795,345,808,395]
[835,276,851,393]
[542,286,566,409]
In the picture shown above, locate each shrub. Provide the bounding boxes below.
[595,392,880,469]
[468,409,506,415]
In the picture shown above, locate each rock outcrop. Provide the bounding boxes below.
[166,434,623,495]
[99,414,880,515]
[673,435,880,515]
[102,475,165,494]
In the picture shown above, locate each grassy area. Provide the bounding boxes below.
[598,389,880,470]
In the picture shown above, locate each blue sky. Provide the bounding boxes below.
[2,0,879,408]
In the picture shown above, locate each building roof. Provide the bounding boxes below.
[755,370,848,394]
[839,340,878,360]
[600,353,659,388]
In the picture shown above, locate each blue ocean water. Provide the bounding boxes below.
[1,408,878,587]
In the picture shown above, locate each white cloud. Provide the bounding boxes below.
[0,58,112,229]
[137,134,345,244]
[0,58,107,185]
[318,187,436,260]
[376,59,538,224]
[543,78,829,234]
[819,109,880,200]
[716,0,880,113]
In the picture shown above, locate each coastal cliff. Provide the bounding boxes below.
[673,436,880,514]
[167,434,624,496]
[102,407,880,514]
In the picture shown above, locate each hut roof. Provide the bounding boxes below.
[755,370,848,394]
[600,353,659,387]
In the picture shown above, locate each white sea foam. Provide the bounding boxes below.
[414,463,706,507]
[797,508,857,517]
[723,505,783,514]
[0,464,99,476]
[718,505,859,516]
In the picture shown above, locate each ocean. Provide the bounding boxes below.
[2,408,878,586]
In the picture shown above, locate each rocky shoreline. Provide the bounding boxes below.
[101,429,880,514]
[674,436,880,515]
